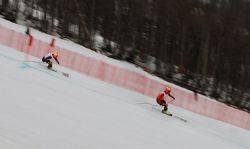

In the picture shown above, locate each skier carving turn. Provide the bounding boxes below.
[42,51,60,69]
[156,86,175,116]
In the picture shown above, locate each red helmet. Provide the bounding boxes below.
[164,86,171,93]
[52,51,59,58]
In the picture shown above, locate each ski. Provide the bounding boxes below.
[137,102,188,123]
[161,109,187,123]
[161,110,173,116]
[48,67,69,77]
[36,62,69,77]
[23,60,69,77]
[172,115,187,123]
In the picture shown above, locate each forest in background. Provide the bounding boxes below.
[1,0,250,112]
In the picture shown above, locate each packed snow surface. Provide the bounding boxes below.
[0,45,250,149]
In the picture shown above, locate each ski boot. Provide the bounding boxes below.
[162,106,172,116]
[47,61,52,69]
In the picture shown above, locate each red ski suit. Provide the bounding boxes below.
[156,91,175,106]
[156,91,168,106]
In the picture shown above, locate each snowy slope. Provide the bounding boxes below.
[0,17,224,112]
[0,45,249,149]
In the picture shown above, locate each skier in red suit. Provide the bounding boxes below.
[156,86,175,113]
